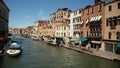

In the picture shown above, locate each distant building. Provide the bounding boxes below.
[102,0,120,53]
[32,21,40,37]
[54,21,69,37]
[50,8,71,37]
[69,8,83,38]
[0,0,10,43]
[50,8,71,23]
[37,20,50,37]
[25,26,33,37]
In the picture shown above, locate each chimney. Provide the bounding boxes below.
[94,0,102,5]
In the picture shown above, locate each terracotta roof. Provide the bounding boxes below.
[38,20,49,24]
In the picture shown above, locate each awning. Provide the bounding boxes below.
[90,17,93,21]
[86,20,89,24]
[117,43,120,48]
[92,17,96,21]
[90,15,102,22]
[94,16,98,21]
[98,15,102,21]
[80,38,88,41]
[91,41,101,44]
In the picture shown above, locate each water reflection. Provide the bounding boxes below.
[0,37,119,68]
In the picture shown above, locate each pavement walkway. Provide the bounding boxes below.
[62,45,120,61]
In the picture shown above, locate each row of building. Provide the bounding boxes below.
[10,0,120,54]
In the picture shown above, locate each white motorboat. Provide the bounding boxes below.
[7,43,22,56]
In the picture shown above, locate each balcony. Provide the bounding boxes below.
[88,35,102,39]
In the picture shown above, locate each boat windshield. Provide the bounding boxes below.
[9,45,21,49]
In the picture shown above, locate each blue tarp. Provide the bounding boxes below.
[9,45,21,49]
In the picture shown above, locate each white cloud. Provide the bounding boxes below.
[26,16,31,18]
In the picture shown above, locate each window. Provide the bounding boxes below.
[61,33,63,36]
[110,17,117,29]
[106,18,109,26]
[64,27,66,30]
[117,16,120,25]
[116,32,120,39]
[64,33,66,37]
[98,4,102,11]
[64,12,66,16]
[91,7,94,14]
[108,5,112,11]
[108,32,112,39]
[118,3,120,9]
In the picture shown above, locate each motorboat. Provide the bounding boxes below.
[31,36,39,41]
[7,42,22,56]
[47,37,65,46]
[47,41,58,46]
[47,37,58,46]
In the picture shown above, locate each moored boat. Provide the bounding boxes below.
[7,43,22,56]
[47,41,58,46]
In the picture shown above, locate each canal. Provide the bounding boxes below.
[0,36,120,68]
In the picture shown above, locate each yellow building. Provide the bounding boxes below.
[38,20,52,37]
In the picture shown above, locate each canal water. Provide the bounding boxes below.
[0,36,120,68]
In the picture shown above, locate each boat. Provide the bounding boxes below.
[6,42,22,56]
[47,37,58,46]
[31,36,39,41]
[47,41,58,46]
[47,37,65,46]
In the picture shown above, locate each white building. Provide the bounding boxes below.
[32,21,39,37]
[69,8,83,38]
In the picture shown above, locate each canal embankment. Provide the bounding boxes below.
[62,45,120,62]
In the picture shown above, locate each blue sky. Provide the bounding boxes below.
[4,0,97,28]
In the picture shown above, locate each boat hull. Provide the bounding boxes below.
[7,49,22,57]
[47,42,58,46]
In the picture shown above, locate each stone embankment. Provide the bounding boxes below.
[62,45,120,62]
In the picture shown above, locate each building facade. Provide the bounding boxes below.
[38,20,50,37]
[0,0,10,50]
[50,8,71,37]
[0,0,10,44]
[69,8,83,38]
[102,0,120,53]
[50,8,71,23]
[55,22,69,37]
[81,0,105,49]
